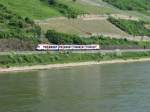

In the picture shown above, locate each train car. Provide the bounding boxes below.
[36,44,100,51]
[36,44,58,51]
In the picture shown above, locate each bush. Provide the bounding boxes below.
[108,17,150,36]
[103,0,150,12]
[0,3,41,39]
[46,30,85,44]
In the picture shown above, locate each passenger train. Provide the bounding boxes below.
[36,44,100,51]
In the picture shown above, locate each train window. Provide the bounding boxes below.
[44,46,48,48]
[75,46,80,48]
[48,46,57,48]
[59,46,63,48]
[86,46,96,48]
[64,46,70,48]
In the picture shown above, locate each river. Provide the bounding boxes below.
[0,62,150,112]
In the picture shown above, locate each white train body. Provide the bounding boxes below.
[36,44,100,51]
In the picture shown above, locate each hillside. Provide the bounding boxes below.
[0,0,144,19]
[103,0,150,16]
[37,17,128,37]
[0,0,61,19]
[108,17,150,36]
[0,0,150,51]
[0,4,41,39]
[0,4,42,51]
[57,0,118,14]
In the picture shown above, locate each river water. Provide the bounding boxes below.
[0,62,150,112]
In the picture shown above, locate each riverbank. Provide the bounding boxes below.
[1,58,150,73]
[1,51,150,73]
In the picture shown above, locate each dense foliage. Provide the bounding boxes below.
[103,0,150,15]
[46,30,150,49]
[0,4,41,39]
[108,17,150,36]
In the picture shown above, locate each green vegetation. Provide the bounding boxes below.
[39,18,128,36]
[108,17,150,36]
[40,0,85,18]
[57,0,118,15]
[103,0,150,15]
[0,0,150,51]
[46,30,150,49]
[1,51,150,68]
[0,4,41,39]
[0,0,61,19]
[50,1,84,18]
[0,0,122,19]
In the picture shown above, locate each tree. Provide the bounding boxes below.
[72,0,77,2]
[48,0,56,5]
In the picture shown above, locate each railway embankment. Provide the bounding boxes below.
[1,51,150,73]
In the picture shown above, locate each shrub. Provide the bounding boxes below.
[108,17,150,36]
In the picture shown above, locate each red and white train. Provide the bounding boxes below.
[36,44,100,51]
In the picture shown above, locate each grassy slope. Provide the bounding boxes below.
[0,0,150,40]
[0,4,39,39]
[103,0,150,15]
[39,18,128,36]
[0,0,115,19]
[108,17,150,36]
[59,0,150,22]
[0,0,149,21]
[103,0,150,21]
[0,0,61,19]
[57,0,118,14]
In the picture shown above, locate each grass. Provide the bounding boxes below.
[0,4,41,40]
[108,17,150,36]
[57,0,119,14]
[0,0,61,19]
[38,18,128,36]
[58,0,150,22]
[0,0,150,21]
[103,0,150,15]
[1,51,150,68]
[0,0,117,20]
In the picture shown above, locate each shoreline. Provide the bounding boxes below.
[0,58,150,73]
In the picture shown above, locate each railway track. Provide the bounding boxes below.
[0,49,150,55]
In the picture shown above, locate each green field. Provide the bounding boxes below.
[103,0,150,15]
[0,0,119,19]
[0,4,41,39]
[57,0,119,14]
[58,0,150,22]
[0,0,149,21]
[38,18,128,36]
[0,0,61,19]
[108,17,150,36]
